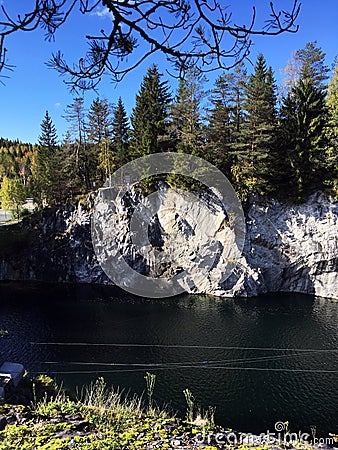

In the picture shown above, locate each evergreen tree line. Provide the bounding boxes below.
[1,41,337,213]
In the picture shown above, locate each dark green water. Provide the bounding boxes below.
[0,281,337,436]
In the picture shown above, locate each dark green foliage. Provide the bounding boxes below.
[56,132,82,201]
[279,42,329,201]
[130,65,171,157]
[87,98,112,145]
[231,54,278,200]
[87,97,113,183]
[280,79,327,200]
[207,96,232,172]
[207,63,247,176]
[112,97,130,168]
[167,66,208,190]
[33,111,60,204]
[324,60,338,197]
[296,41,329,91]
[170,66,207,157]
[38,111,58,149]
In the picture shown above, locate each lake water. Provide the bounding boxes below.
[0,281,337,436]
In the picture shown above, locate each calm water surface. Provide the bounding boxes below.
[0,281,337,436]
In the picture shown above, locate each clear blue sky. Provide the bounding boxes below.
[0,1,337,144]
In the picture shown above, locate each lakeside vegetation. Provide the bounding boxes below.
[0,374,216,449]
[0,41,337,217]
[1,374,336,450]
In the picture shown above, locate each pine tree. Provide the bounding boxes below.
[87,97,113,183]
[112,97,130,168]
[56,131,79,201]
[170,66,207,157]
[207,63,247,175]
[231,54,278,199]
[63,97,86,167]
[130,65,171,157]
[297,41,329,91]
[63,97,91,191]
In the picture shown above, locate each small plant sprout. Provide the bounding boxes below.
[183,388,195,423]
[144,372,156,411]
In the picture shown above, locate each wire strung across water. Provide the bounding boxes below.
[30,342,338,375]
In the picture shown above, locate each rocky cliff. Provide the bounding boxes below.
[0,188,337,299]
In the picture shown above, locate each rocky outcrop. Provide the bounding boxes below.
[0,202,109,285]
[0,188,337,299]
[91,185,258,298]
[245,193,337,299]
[246,194,338,298]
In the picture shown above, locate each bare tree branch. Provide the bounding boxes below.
[0,0,301,89]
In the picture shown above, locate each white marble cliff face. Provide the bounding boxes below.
[0,188,337,299]
[92,186,246,297]
[244,192,338,299]
[91,186,337,299]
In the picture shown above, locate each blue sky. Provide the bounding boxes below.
[0,1,337,144]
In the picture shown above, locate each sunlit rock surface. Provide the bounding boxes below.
[0,189,337,299]
[245,192,337,299]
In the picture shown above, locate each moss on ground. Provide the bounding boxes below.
[0,376,335,449]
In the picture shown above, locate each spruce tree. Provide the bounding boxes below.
[296,41,329,91]
[170,66,207,157]
[38,111,58,149]
[87,98,112,144]
[280,43,329,201]
[112,97,130,168]
[33,111,59,204]
[280,78,327,200]
[130,65,171,157]
[282,42,329,94]
[56,131,79,201]
[231,54,278,199]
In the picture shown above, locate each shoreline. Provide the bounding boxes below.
[0,375,336,449]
